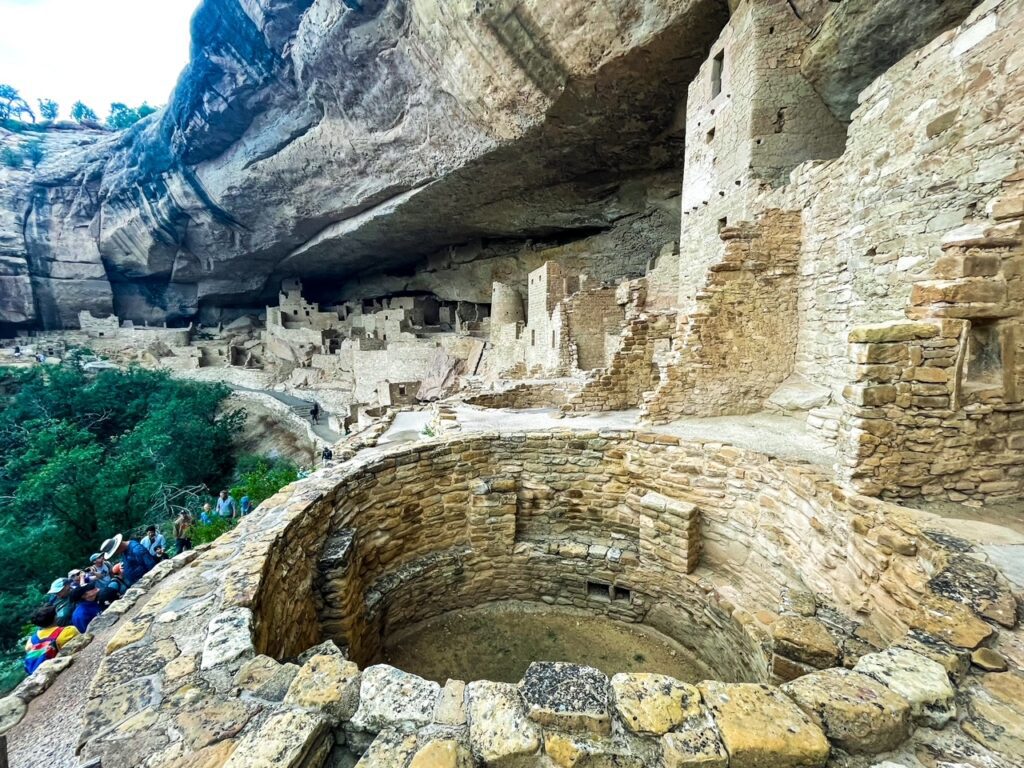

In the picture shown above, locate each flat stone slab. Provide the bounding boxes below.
[409,738,475,768]
[782,668,911,754]
[284,653,361,721]
[698,682,830,768]
[854,648,956,728]
[907,593,994,650]
[466,680,542,765]
[610,673,700,736]
[963,670,1024,760]
[222,709,330,768]
[201,607,254,671]
[350,664,440,733]
[519,661,611,735]
[772,616,840,668]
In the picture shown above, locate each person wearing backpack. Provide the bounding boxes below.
[23,604,79,675]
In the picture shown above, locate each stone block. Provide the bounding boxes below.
[661,728,729,768]
[698,682,830,768]
[610,673,698,736]
[356,727,419,767]
[435,679,468,726]
[907,592,994,649]
[519,662,610,735]
[848,323,938,343]
[350,665,440,733]
[963,671,1024,759]
[843,384,896,407]
[772,616,840,668]
[854,648,956,727]
[466,680,542,766]
[201,608,254,671]
[781,668,911,754]
[284,653,361,722]
[409,738,474,768]
[226,709,331,768]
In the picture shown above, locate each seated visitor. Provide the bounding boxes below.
[89,552,112,584]
[100,533,156,587]
[46,577,74,626]
[140,525,167,559]
[322,445,333,465]
[70,581,108,633]
[23,605,78,674]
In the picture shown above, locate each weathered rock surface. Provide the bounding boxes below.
[519,661,610,735]
[781,668,911,754]
[853,648,956,728]
[0,0,982,329]
[698,682,830,768]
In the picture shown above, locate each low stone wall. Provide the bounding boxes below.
[73,429,1019,767]
[464,381,578,409]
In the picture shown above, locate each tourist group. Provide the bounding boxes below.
[22,489,250,674]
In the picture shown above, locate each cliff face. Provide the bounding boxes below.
[0,0,980,330]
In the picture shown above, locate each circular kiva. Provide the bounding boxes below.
[78,430,1014,767]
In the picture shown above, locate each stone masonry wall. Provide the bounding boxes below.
[645,210,801,422]
[71,427,1019,768]
[838,189,1024,502]
[781,0,1024,395]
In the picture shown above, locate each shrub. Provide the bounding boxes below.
[1,146,23,168]
[25,140,44,167]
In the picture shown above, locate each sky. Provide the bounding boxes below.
[0,0,200,121]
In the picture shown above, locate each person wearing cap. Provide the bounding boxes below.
[70,581,107,633]
[99,533,156,588]
[46,578,75,625]
[23,605,78,674]
[140,525,167,559]
[89,552,112,584]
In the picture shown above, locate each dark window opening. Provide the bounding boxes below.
[551,330,556,348]
[718,217,728,232]
[612,585,631,602]
[711,51,724,98]
[965,320,1003,391]
[587,580,610,602]
[398,384,406,396]
[706,128,715,143]
[531,329,536,346]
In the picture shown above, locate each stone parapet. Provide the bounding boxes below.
[69,429,1020,767]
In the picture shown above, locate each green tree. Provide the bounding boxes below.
[0,363,244,664]
[70,101,98,123]
[37,99,59,121]
[106,102,158,130]
[0,84,34,123]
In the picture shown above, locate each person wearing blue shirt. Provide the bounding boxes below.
[99,533,157,587]
[240,495,252,516]
[216,490,237,519]
[70,582,103,633]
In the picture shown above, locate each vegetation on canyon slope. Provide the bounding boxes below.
[0,360,296,691]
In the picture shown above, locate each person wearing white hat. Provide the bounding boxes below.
[99,532,157,588]
[46,577,74,625]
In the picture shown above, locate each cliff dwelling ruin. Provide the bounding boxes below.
[1,0,1024,767]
